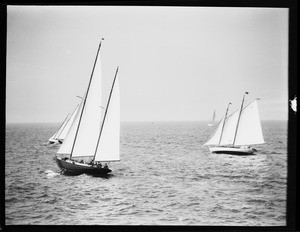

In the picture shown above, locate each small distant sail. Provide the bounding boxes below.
[208,110,216,126]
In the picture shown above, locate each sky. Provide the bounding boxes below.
[6,6,289,123]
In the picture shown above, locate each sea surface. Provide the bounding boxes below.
[5,121,287,226]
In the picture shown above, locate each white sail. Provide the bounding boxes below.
[204,117,224,145]
[219,110,239,145]
[208,110,216,126]
[57,96,85,154]
[234,100,265,145]
[70,52,103,158]
[56,105,79,141]
[49,113,70,141]
[94,76,120,162]
[204,99,264,146]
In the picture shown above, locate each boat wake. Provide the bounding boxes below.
[45,170,60,178]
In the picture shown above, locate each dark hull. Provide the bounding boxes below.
[209,146,257,155]
[56,156,111,175]
[212,150,256,155]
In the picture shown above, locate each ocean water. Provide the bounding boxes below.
[5,121,287,225]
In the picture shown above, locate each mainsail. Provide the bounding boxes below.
[57,47,103,158]
[234,100,265,145]
[94,74,120,162]
[204,99,264,146]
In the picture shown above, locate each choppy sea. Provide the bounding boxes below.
[5,121,287,226]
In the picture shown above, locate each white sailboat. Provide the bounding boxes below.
[207,110,216,126]
[204,92,265,155]
[48,105,79,144]
[55,39,120,175]
[48,113,70,144]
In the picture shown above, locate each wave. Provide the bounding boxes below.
[45,170,60,178]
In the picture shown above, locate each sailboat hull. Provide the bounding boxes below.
[209,146,257,155]
[48,138,60,144]
[55,156,111,175]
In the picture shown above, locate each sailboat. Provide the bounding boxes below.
[204,92,265,155]
[48,113,70,144]
[48,105,79,144]
[55,39,120,175]
[207,110,216,126]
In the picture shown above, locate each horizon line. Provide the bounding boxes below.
[6,119,289,124]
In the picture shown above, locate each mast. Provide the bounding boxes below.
[218,102,231,146]
[232,91,249,146]
[92,66,119,162]
[70,38,104,159]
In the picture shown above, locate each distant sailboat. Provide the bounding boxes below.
[48,105,79,144]
[204,92,265,155]
[48,113,70,144]
[55,39,120,175]
[207,110,216,126]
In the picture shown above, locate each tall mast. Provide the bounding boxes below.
[70,38,104,159]
[93,66,119,162]
[218,102,231,146]
[232,91,249,145]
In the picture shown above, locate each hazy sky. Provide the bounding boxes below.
[6,6,289,123]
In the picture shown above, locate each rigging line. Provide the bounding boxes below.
[93,66,119,162]
[242,98,260,109]
[53,113,70,139]
[233,91,249,146]
[55,104,79,139]
[70,38,104,159]
[218,102,231,146]
[226,97,259,119]
[55,113,71,139]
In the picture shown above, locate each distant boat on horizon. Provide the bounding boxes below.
[207,110,216,127]
[204,92,265,155]
[48,105,79,145]
[55,38,120,175]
